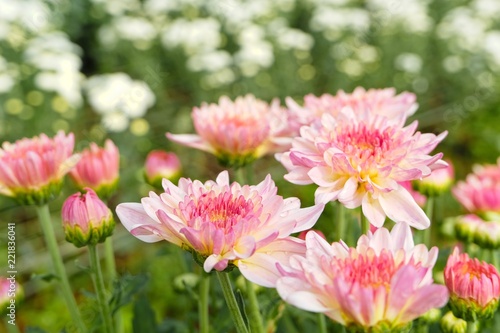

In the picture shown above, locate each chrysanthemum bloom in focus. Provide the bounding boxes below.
[62,188,115,248]
[275,223,449,333]
[413,159,454,197]
[167,95,291,168]
[0,131,80,205]
[116,171,324,286]
[444,247,500,321]
[453,159,500,220]
[279,106,447,229]
[69,139,119,199]
[285,87,418,130]
[144,150,182,189]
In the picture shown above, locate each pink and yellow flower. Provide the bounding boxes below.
[279,106,447,229]
[116,171,324,286]
[275,223,448,332]
[69,139,120,199]
[167,95,291,168]
[62,188,115,248]
[144,150,182,188]
[453,159,500,216]
[0,131,80,205]
[444,247,500,321]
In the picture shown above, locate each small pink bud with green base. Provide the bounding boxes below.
[144,150,182,189]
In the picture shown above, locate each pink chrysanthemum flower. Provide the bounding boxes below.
[167,95,291,168]
[275,223,448,332]
[69,139,120,199]
[285,87,418,130]
[453,159,500,217]
[279,107,447,229]
[444,247,500,321]
[0,131,80,205]
[144,150,182,188]
[116,171,324,286]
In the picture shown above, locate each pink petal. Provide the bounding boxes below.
[378,188,430,229]
[116,203,164,243]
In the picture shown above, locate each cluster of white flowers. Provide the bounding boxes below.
[85,73,155,132]
[0,56,16,94]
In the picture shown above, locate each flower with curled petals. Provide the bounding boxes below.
[0,131,80,205]
[167,95,291,168]
[279,106,447,229]
[275,223,448,333]
[116,171,324,286]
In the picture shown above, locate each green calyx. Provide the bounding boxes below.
[440,311,467,333]
[12,181,63,206]
[215,150,258,169]
[64,217,116,248]
[449,295,499,321]
[346,320,412,333]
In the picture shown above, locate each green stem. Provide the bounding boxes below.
[467,321,477,333]
[199,274,210,333]
[334,202,346,242]
[104,237,117,284]
[216,272,249,333]
[317,313,327,333]
[423,197,434,247]
[4,317,21,333]
[35,205,87,332]
[360,211,370,235]
[88,244,115,333]
[245,279,265,333]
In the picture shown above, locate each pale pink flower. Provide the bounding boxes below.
[62,188,115,248]
[399,181,427,208]
[69,139,120,199]
[275,223,448,331]
[144,150,182,188]
[444,247,500,320]
[285,87,418,130]
[0,276,23,312]
[279,107,447,229]
[167,95,291,168]
[116,171,324,286]
[453,159,500,215]
[0,131,80,205]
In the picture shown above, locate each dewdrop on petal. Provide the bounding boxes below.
[62,188,115,248]
[444,247,500,321]
[144,150,182,189]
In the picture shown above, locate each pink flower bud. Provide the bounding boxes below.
[144,150,182,189]
[62,188,115,248]
[414,160,455,197]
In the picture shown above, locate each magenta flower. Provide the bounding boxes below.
[444,247,500,321]
[453,159,500,216]
[62,188,115,248]
[0,131,80,205]
[69,139,120,199]
[275,223,448,332]
[167,95,290,168]
[116,171,324,286]
[279,107,447,229]
[144,150,182,188]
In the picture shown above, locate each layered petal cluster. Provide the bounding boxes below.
[444,247,500,321]
[0,131,80,205]
[167,95,291,168]
[453,159,500,216]
[69,139,120,199]
[285,87,418,130]
[116,171,324,286]
[276,223,448,332]
[279,106,447,229]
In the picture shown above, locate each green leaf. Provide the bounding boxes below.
[110,273,149,314]
[132,294,157,333]
[25,327,48,333]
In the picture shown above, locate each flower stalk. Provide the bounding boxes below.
[35,204,87,332]
[216,271,249,333]
[199,273,210,333]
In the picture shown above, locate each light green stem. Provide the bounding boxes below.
[216,272,249,333]
[35,205,87,332]
[317,313,327,333]
[467,321,477,333]
[245,279,265,333]
[4,317,21,333]
[334,202,346,242]
[88,244,115,333]
[104,237,123,333]
[423,197,434,247]
[360,211,370,235]
[199,274,210,333]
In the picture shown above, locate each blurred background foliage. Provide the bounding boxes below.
[0,0,500,331]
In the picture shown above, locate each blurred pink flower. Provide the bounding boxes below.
[0,276,23,314]
[275,223,448,331]
[0,131,80,205]
[399,181,427,208]
[444,247,500,320]
[70,139,119,199]
[116,171,324,286]
[62,188,115,248]
[453,159,500,215]
[167,95,291,168]
[144,150,182,188]
[285,87,418,130]
[279,107,447,229]
[414,160,454,197]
